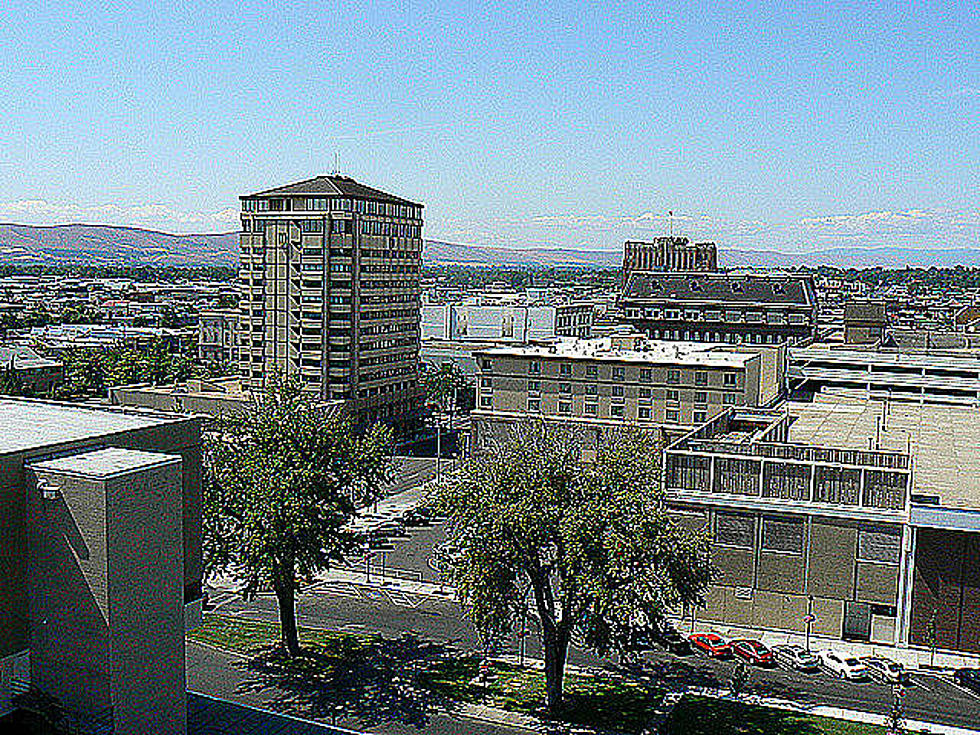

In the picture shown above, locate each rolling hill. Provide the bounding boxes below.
[0,223,978,270]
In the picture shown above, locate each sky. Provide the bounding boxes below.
[0,0,978,253]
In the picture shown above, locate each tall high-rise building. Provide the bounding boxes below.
[239,176,424,433]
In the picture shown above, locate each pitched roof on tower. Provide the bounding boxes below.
[244,175,422,207]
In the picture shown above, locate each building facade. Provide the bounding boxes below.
[422,299,594,342]
[0,399,203,732]
[619,272,818,345]
[198,308,241,367]
[470,335,784,450]
[239,176,424,433]
[664,395,980,658]
[622,237,718,283]
[843,300,888,345]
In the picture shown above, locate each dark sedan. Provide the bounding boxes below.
[954,668,980,697]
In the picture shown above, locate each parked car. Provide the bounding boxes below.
[655,625,692,655]
[819,650,869,680]
[626,627,659,652]
[953,668,980,696]
[731,639,775,666]
[688,632,732,658]
[772,645,820,672]
[862,656,909,684]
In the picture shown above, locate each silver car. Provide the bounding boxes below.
[861,656,909,684]
[772,644,820,672]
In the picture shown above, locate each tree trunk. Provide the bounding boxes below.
[542,624,570,715]
[272,558,300,657]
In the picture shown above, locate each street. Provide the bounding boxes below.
[196,465,980,734]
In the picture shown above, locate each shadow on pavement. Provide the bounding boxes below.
[234,632,458,730]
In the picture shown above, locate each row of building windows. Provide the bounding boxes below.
[241,217,422,238]
[508,359,739,386]
[243,197,421,219]
[478,395,712,424]
[628,307,808,325]
[712,512,901,564]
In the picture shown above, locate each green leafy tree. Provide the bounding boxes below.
[434,420,711,714]
[56,337,202,398]
[204,375,394,656]
[420,361,466,412]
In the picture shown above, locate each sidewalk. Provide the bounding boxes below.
[311,567,457,601]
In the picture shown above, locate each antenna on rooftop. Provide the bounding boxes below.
[668,210,673,237]
[332,152,342,175]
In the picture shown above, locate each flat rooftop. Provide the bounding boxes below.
[478,338,757,368]
[0,398,188,456]
[787,393,980,510]
[29,447,180,478]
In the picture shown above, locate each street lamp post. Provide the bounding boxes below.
[436,412,442,484]
[805,595,815,652]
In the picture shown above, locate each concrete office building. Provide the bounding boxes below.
[0,399,202,732]
[198,308,241,367]
[239,175,424,433]
[422,299,594,342]
[620,271,818,345]
[470,334,784,450]
[664,393,980,658]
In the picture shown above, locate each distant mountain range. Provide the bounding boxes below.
[1,223,979,270]
[0,223,237,267]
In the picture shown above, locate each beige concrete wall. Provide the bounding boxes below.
[807,521,857,599]
[111,419,203,603]
[679,501,901,641]
[0,456,27,659]
[107,461,186,735]
[811,596,844,637]
[757,551,805,595]
[26,469,113,716]
[856,562,899,605]
[712,547,754,587]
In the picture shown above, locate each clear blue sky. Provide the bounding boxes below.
[0,1,977,252]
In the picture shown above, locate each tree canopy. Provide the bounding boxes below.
[204,375,393,655]
[434,420,711,713]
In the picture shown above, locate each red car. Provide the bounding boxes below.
[730,639,774,666]
[688,632,732,658]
